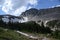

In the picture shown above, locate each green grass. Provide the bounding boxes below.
[50,30,60,39]
[0,27,32,40]
[0,27,60,40]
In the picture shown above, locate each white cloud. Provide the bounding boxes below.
[13,6,27,16]
[1,0,38,16]
[2,5,9,13]
[0,0,5,8]
[27,6,32,9]
[0,5,1,7]
[29,0,38,5]
[0,0,5,5]
[51,5,60,8]
[2,0,13,14]
[11,0,28,10]
[55,5,60,7]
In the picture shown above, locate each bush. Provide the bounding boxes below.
[51,30,60,39]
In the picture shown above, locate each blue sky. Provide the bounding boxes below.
[36,0,60,9]
[0,0,60,16]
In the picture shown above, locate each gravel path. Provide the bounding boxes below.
[17,31,49,40]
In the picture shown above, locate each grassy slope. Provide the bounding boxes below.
[0,27,32,40]
[0,27,60,40]
[21,31,60,40]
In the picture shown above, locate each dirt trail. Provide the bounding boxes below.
[17,31,49,40]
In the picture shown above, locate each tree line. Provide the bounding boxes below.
[0,19,52,34]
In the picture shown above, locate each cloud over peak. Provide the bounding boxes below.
[0,0,38,16]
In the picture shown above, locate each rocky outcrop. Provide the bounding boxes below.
[21,7,60,25]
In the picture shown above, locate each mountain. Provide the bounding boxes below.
[21,7,60,24]
[0,15,26,23]
[46,20,60,31]
[21,8,38,20]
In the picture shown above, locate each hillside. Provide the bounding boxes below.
[0,15,27,23]
[0,6,60,40]
[21,7,60,23]
[0,27,32,40]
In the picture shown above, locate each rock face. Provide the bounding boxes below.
[21,7,60,24]
[21,8,38,20]
[0,15,26,23]
[20,7,60,30]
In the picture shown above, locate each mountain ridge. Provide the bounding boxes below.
[21,6,60,23]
